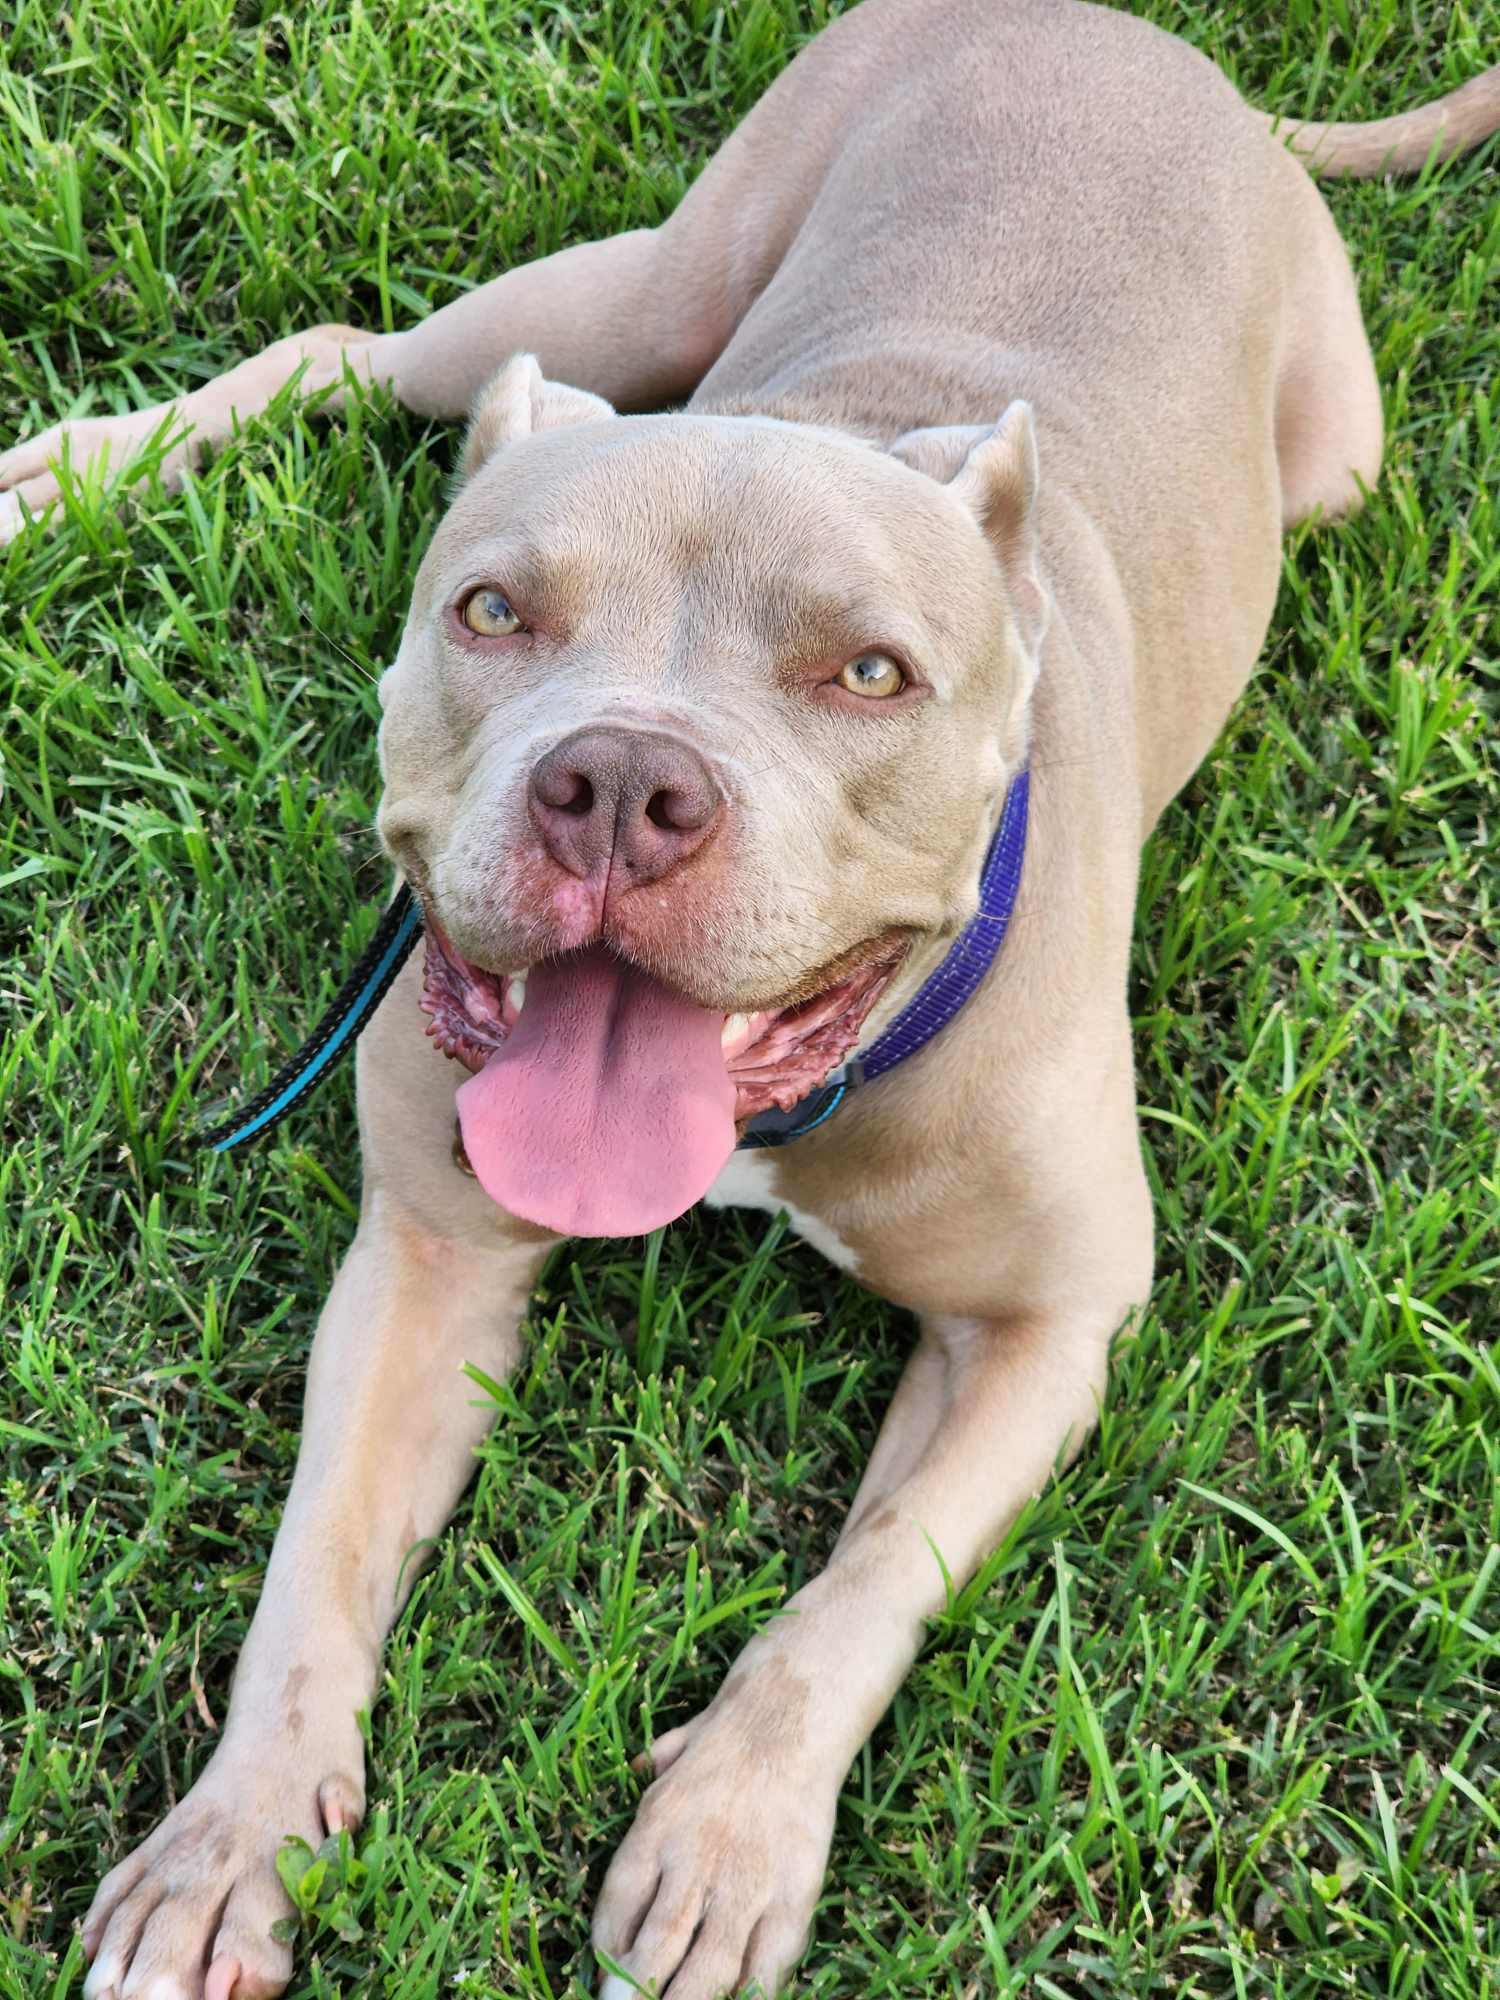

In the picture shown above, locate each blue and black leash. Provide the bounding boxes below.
[197,884,424,1154]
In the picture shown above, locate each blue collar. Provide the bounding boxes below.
[738,766,1029,1146]
[198,769,1029,1159]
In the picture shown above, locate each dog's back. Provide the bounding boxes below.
[693,0,1304,832]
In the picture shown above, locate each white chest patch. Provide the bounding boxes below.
[704,1149,861,1274]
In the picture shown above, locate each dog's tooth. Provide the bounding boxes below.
[722,1012,749,1048]
[507,975,527,1014]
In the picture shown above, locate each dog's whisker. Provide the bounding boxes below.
[304,614,382,685]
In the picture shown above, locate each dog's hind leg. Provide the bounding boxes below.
[0,224,708,544]
[1,2,892,547]
[1270,160,1385,528]
[78,960,553,2000]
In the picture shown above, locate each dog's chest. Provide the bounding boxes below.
[704,1150,861,1273]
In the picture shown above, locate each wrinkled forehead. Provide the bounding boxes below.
[424,416,987,657]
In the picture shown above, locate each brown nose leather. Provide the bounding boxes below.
[528,727,724,884]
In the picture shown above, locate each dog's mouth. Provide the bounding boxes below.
[420,922,903,1237]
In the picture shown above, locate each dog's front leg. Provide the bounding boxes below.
[592,1308,1121,2000]
[79,1199,549,2000]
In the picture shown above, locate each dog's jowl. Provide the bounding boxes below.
[13,2,1493,1996]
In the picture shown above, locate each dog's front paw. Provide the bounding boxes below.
[81,1732,364,2000]
[592,1686,839,1999]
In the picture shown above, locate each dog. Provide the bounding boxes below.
[11,1,1493,1995]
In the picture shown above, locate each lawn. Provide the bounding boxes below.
[2,1,1497,1995]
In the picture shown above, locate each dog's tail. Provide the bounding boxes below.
[1265,65,1500,177]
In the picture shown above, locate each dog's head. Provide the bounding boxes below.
[376,354,1046,1236]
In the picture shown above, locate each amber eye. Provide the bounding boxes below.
[462,588,526,636]
[836,652,905,699]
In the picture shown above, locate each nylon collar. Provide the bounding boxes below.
[739,765,1029,1146]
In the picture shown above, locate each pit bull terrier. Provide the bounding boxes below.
[11,1,1494,1994]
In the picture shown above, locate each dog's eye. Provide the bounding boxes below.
[836,653,905,698]
[462,588,526,636]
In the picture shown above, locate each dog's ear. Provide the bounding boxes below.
[459,353,615,482]
[890,402,1048,669]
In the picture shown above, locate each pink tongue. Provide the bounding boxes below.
[456,947,737,1237]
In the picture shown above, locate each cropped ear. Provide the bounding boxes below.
[459,353,616,482]
[890,402,1048,672]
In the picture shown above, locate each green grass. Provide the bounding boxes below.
[2,1,1497,1994]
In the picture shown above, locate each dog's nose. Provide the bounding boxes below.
[528,727,724,884]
